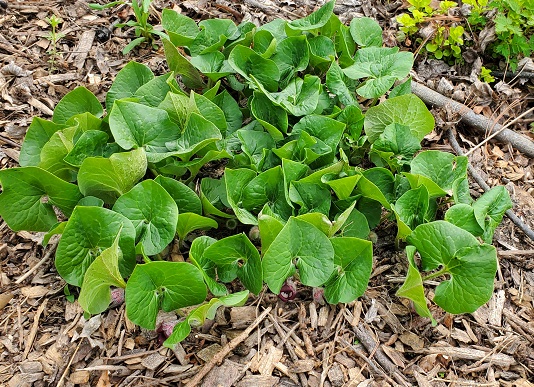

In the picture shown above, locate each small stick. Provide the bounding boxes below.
[15,242,58,284]
[412,82,534,158]
[447,129,534,242]
[353,323,411,386]
[498,249,534,256]
[185,306,272,387]
[268,314,308,387]
[22,299,48,360]
[464,106,534,157]
[0,134,21,148]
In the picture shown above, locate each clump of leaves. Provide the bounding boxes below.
[397,0,464,61]
[0,1,512,347]
[398,0,534,70]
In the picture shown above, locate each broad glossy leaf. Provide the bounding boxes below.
[162,37,204,89]
[64,130,109,167]
[237,129,276,170]
[171,113,222,161]
[308,35,336,69]
[106,61,154,111]
[258,212,285,254]
[445,204,484,236]
[338,105,364,140]
[242,166,293,220]
[403,173,447,198]
[78,148,147,204]
[326,61,357,106]
[176,212,218,241]
[396,246,435,322]
[189,19,239,55]
[109,101,181,163]
[263,217,334,293]
[281,158,309,206]
[349,17,383,47]
[372,123,421,161]
[212,90,242,134]
[343,47,413,98]
[20,118,66,166]
[163,290,249,348]
[357,170,392,209]
[287,0,334,31]
[78,231,126,314]
[53,87,103,124]
[250,93,288,140]
[272,75,321,116]
[154,175,202,215]
[324,237,373,304]
[408,221,497,314]
[389,77,412,98]
[188,236,227,297]
[393,185,429,239]
[55,206,136,286]
[204,234,263,294]
[225,168,258,225]
[289,181,331,216]
[190,52,233,81]
[410,150,468,194]
[253,30,277,57]
[192,92,227,134]
[292,115,345,166]
[125,261,207,329]
[325,174,360,200]
[364,94,434,143]
[339,208,370,239]
[200,177,233,219]
[271,35,309,85]
[133,73,175,107]
[38,126,78,181]
[161,9,198,46]
[158,92,198,129]
[113,180,178,256]
[472,186,513,243]
[228,45,280,92]
[0,167,82,231]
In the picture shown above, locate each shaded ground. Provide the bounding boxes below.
[1,1,533,386]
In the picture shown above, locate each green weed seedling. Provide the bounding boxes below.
[45,14,65,71]
[0,1,512,347]
[90,0,168,54]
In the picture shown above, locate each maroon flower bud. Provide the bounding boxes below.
[279,278,297,302]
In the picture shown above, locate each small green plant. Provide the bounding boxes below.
[45,14,65,70]
[90,0,167,54]
[0,1,512,347]
[399,0,534,70]
[480,66,495,82]
[397,0,464,61]
[490,0,534,71]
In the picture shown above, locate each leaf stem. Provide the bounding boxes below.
[422,267,448,282]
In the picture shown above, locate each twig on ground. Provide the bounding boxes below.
[185,306,272,387]
[447,129,534,242]
[268,313,308,387]
[411,82,534,158]
[464,106,534,157]
[22,298,48,360]
[15,242,58,284]
[0,134,21,148]
[352,323,411,386]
